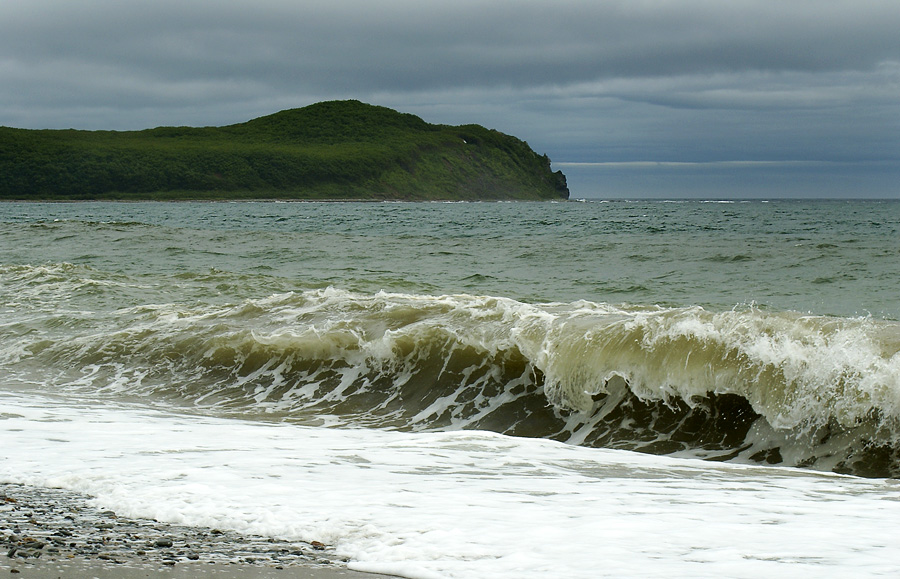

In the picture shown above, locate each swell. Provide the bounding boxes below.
[3,268,900,477]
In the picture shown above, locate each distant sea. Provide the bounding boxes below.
[2,199,900,578]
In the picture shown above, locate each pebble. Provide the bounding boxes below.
[1,483,344,572]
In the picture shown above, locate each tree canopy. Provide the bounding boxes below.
[0,100,569,201]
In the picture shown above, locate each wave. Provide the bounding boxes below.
[3,265,900,477]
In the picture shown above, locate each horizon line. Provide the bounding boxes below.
[553,160,890,168]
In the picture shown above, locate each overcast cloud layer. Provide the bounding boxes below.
[2,0,898,197]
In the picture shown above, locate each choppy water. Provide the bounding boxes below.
[2,200,900,577]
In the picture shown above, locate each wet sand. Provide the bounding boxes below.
[2,559,385,578]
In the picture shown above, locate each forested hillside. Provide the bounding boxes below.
[0,100,569,201]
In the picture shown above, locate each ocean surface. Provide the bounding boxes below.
[2,199,900,577]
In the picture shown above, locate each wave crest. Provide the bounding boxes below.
[4,279,900,476]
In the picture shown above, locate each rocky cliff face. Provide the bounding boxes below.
[554,170,569,199]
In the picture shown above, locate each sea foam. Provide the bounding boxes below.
[2,392,898,578]
[3,277,900,476]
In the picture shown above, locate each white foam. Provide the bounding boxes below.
[2,392,898,578]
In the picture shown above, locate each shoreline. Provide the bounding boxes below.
[0,197,568,203]
[1,483,393,578]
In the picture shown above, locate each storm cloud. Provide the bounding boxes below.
[2,0,898,197]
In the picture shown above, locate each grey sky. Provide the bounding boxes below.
[2,0,898,198]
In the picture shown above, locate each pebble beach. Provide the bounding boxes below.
[1,484,388,578]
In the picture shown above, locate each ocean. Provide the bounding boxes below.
[2,199,899,577]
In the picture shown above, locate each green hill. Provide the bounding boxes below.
[0,100,569,201]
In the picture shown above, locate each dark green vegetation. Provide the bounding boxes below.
[0,100,568,201]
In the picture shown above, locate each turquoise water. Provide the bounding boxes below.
[2,200,900,477]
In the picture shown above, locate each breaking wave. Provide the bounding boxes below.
[3,264,900,477]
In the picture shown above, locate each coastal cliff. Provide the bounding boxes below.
[0,100,569,201]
